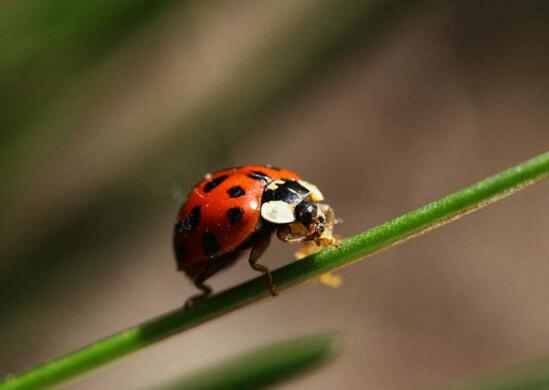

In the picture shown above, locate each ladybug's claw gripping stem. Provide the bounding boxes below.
[184,281,212,308]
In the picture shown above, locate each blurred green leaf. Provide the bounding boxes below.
[0,0,170,73]
[159,333,341,390]
[447,358,549,390]
[0,0,177,149]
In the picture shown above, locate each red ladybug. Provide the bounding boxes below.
[173,165,337,303]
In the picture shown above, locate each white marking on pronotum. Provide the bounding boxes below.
[261,200,296,224]
[298,180,324,201]
[266,179,284,191]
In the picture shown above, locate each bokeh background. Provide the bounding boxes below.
[1,1,549,389]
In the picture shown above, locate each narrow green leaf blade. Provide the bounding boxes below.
[448,358,549,390]
[160,333,341,390]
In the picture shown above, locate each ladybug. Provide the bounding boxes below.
[173,165,338,303]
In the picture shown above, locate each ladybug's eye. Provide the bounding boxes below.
[319,215,326,224]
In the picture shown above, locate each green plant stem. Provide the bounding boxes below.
[2,151,548,390]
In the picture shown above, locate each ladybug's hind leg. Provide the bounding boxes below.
[183,251,240,307]
[248,232,277,297]
[184,280,212,308]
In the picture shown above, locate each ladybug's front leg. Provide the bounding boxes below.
[277,225,308,244]
[248,232,277,297]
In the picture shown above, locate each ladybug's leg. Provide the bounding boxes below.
[183,251,240,307]
[184,279,212,308]
[318,203,342,229]
[248,233,278,296]
[316,204,341,247]
[277,225,308,244]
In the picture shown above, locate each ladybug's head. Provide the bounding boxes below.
[260,179,333,242]
[294,200,326,234]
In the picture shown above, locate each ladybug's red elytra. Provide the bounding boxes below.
[173,165,338,304]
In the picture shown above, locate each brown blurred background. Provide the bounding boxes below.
[1,0,548,389]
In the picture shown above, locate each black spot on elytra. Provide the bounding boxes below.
[174,242,186,262]
[204,175,228,192]
[174,220,186,233]
[227,207,244,224]
[227,185,245,198]
[247,170,271,184]
[176,205,201,232]
[202,232,220,256]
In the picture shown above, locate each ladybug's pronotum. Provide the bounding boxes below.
[173,165,338,304]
